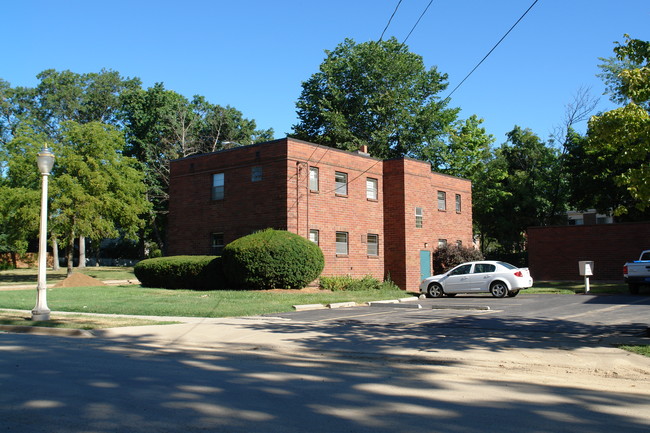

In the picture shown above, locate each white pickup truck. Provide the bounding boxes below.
[623,250,650,294]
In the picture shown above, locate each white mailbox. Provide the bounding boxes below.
[579,261,594,276]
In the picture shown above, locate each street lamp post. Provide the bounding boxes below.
[32,147,55,321]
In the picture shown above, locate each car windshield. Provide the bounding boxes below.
[497,261,517,270]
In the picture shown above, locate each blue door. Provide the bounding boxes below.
[420,250,431,281]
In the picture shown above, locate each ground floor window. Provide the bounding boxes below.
[336,231,348,255]
[211,233,224,255]
[309,229,319,245]
[367,234,379,256]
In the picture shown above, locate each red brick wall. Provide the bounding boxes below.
[527,222,650,281]
[286,139,385,281]
[168,140,290,255]
[383,159,473,290]
[168,137,474,291]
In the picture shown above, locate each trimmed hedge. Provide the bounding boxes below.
[222,228,324,290]
[134,255,225,290]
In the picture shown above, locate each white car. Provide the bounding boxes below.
[419,261,533,298]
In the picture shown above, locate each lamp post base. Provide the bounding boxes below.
[31,310,51,321]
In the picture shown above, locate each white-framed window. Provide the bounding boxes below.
[367,234,379,256]
[415,207,423,228]
[252,166,263,182]
[455,194,462,213]
[335,171,348,196]
[336,231,348,255]
[438,191,446,211]
[309,229,319,245]
[456,240,463,248]
[366,177,378,200]
[211,233,224,255]
[309,167,319,192]
[438,239,447,248]
[212,173,224,200]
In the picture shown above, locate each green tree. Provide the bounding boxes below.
[47,121,150,275]
[474,127,563,257]
[0,186,40,267]
[292,38,459,160]
[586,35,650,213]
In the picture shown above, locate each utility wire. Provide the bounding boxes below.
[403,0,435,44]
[443,0,539,102]
[380,0,404,41]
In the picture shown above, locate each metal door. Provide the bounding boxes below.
[420,250,431,281]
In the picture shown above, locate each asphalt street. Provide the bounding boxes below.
[1,293,649,433]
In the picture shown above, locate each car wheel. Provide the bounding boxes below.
[490,282,508,298]
[507,290,520,297]
[427,283,444,298]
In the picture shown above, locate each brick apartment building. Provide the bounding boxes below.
[167,137,473,290]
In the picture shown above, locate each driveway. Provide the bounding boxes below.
[1,294,649,432]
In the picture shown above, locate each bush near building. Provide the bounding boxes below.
[433,245,484,274]
[134,256,224,290]
[222,229,324,290]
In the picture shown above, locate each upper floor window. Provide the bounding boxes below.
[212,173,224,200]
[438,239,447,248]
[455,194,462,213]
[366,178,378,200]
[367,234,379,256]
[252,166,263,182]
[335,171,348,196]
[415,207,423,228]
[309,167,319,192]
[438,191,446,211]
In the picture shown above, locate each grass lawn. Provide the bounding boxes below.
[0,267,136,286]
[0,284,410,318]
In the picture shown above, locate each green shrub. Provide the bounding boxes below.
[222,229,324,290]
[433,245,484,274]
[320,275,398,291]
[134,256,225,290]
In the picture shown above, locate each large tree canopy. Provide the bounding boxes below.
[292,38,459,160]
[586,35,650,214]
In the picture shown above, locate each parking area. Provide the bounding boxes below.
[269,294,650,341]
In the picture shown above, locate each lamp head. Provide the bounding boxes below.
[37,147,55,175]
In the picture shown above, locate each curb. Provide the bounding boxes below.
[369,302,422,309]
[0,325,93,338]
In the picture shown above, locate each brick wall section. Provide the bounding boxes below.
[527,222,650,281]
[168,141,289,255]
[168,137,474,290]
[383,158,473,290]
[286,139,385,280]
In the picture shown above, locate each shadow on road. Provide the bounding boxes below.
[2,315,650,432]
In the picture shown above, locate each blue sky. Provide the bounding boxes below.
[3,0,649,145]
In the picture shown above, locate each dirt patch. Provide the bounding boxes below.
[53,273,106,288]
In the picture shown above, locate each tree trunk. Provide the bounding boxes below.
[52,237,60,270]
[66,236,74,277]
[79,235,86,268]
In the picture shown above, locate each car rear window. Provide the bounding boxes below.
[498,261,517,270]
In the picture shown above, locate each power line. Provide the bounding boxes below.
[443,0,539,102]
[379,0,404,41]
[403,0,435,45]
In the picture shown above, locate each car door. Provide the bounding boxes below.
[468,263,497,292]
[443,264,473,293]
